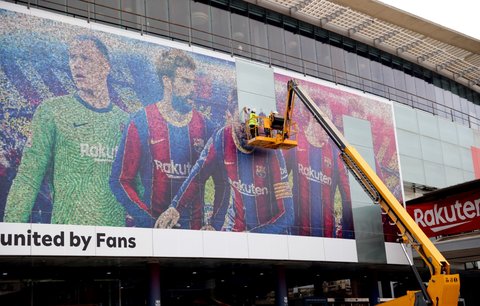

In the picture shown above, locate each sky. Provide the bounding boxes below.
[378,0,480,40]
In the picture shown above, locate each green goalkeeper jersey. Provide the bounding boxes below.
[5,94,128,226]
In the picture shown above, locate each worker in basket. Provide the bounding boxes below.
[248,108,258,138]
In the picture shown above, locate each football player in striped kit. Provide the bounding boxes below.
[110,49,214,228]
[284,103,354,238]
[156,103,294,234]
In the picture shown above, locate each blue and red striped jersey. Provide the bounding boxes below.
[171,124,294,234]
[285,131,354,238]
[110,103,212,227]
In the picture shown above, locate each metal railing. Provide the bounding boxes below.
[8,0,480,130]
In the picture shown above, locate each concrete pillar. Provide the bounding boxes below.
[368,275,380,305]
[275,265,288,306]
[148,262,161,306]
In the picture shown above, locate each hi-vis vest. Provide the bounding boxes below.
[249,113,258,126]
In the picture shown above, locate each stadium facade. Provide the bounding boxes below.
[0,0,479,305]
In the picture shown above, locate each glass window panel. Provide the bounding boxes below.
[211,6,231,53]
[434,86,448,119]
[121,0,145,31]
[67,0,89,18]
[357,56,373,93]
[443,90,453,108]
[370,60,385,97]
[461,97,472,127]
[443,89,455,122]
[300,36,317,77]
[316,41,333,82]
[231,13,251,57]
[284,31,301,72]
[381,65,395,100]
[191,2,212,48]
[393,69,408,105]
[330,45,346,85]
[267,24,285,67]
[169,0,190,42]
[474,104,480,129]
[344,52,361,90]
[413,77,432,113]
[451,95,468,125]
[250,18,269,63]
[94,0,120,25]
[145,0,169,37]
[414,76,426,98]
[38,0,66,12]
[422,83,436,114]
[451,94,461,114]
[404,74,417,107]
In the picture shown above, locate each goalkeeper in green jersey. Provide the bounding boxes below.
[4,36,128,226]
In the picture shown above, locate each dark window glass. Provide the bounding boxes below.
[434,86,448,119]
[459,97,471,126]
[169,0,190,42]
[393,69,408,105]
[443,89,455,121]
[451,95,467,125]
[232,13,251,57]
[381,66,395,100]
[121,0,145,31]
[344,52,361,90]
[267,24,286,67]
[474,104,480,129]
[300,35,317,77]
[370,60,385,97]
[330,45,346,85]
[250,18,269,63]
[357,56,373,93]
[211,6,231,53]
[38,0,66,12]
[67,0,89,19]
[413,76,430,112]
[145,0,169,37]
[423,83,436,114]
[285,31,301,72]
[404,74,417,107]
[94,0,120,25]
[316,41,333,81]
[191,2,212,48]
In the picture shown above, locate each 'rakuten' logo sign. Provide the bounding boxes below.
[412,198,480,235]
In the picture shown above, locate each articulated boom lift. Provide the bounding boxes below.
[245,92,298,150]
[256,80,460,305]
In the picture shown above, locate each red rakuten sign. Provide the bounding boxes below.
[407,191,480,237]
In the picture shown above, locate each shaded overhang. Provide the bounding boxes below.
[245,0,480,92]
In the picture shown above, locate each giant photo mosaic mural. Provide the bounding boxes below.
[0,8,402,240]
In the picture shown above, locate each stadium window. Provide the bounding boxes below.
[191,1,213,48]
[211,5,231,53]
[169,0,191,42]
[145,0,169,37]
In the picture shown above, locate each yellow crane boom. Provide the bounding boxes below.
[287,79,460,306]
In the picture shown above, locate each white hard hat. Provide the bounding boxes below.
[252,108,256,113]
[273,111,278,114]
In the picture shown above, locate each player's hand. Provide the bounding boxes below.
[155,207,180,228]
[200,224,216,231]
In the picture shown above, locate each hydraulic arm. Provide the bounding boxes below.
[287,79,460,306]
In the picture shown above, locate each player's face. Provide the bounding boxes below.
[309,116,329,146]
[172,67,195,104]
[69,40,110,94]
